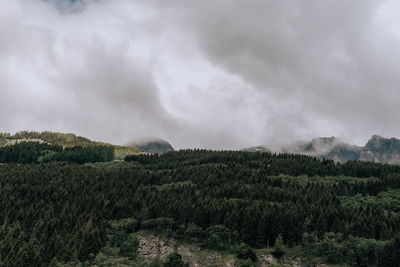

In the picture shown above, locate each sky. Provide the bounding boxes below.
[1,0,400,149]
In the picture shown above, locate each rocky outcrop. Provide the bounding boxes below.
[280,137,361,163]
[136,233,234,267]
[136,233,333,267]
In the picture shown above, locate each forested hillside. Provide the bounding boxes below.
[1,150,400,266]
[0,131,97,147]
[0,131,139,160]
[0,142,114,164]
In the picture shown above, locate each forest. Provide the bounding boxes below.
[0,145,400,266]
[0,142,114,164]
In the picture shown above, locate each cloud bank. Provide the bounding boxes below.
[1,0,400,149]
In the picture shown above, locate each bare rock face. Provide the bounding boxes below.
[251,134,400,164]
[256,253,278,266]
[136,233,334,267]
[136,233,234,267]
[137,235,176,260]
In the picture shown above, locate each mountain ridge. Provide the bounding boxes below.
[245,135,400,164]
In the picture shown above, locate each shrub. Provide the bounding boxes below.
[236,243,257,262]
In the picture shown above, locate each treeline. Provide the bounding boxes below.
[0,142,114,164]
[0,150,400,266]
[125,149,400,179]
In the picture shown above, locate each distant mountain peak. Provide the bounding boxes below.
[312,136,337,143]
[247,135,400,164]
[301,136,343,155]
[365,135,400,154]
[126,138,174,153]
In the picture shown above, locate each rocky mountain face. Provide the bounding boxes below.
[136,233,330,267]
[360,135,400,164]
[245,135,400,164]
[126,138,174,153]
[281,137,362,163]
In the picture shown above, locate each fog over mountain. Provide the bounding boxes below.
[2,0,400,149]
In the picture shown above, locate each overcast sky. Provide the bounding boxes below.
[1,0,400,149]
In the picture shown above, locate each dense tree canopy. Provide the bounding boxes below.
[0,142,114,164]
[0,150,400,266]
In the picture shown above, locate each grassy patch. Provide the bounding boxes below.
[114,146,140,160]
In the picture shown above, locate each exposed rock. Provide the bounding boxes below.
[136,233,333,267]
[281,137,361,162]
[250,135,400,164]
[136,233,234,267]
[256,253,278,266]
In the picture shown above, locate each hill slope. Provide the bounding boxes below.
[2,150,400,266]
[0,131,97,147]
[0,131,140,160]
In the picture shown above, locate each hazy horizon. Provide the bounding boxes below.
[2,0,400,149]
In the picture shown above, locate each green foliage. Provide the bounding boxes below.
[236,243,257,262]
[0,141,62,163]
[382,234,400,267]
[49,257,60,267]
[204,225,238,250]
[120,236,139,259]
[114,145,140,160]
[1,150,400,266]
[271,235,286,259]
[0,133,8,146]
[0,142,114,164]
[300,232,386,266]
[235,258,258,267]
[142,217,176,235]
[55,145,114,163]
[163,252,189,267]
[339,189,400,213]
[10,131,96,147]
[149,257,164,267]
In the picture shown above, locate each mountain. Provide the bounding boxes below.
[359,135,400,164]
[126,138,174,153]
[277,135,400,164]
[280,137,361,162]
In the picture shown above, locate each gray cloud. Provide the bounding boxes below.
[0,0,176,145]
[148,0,400,146]
[44,0,90,13]
[1,1,400,149]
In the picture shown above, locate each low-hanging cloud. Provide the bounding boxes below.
[1,0,400,149]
